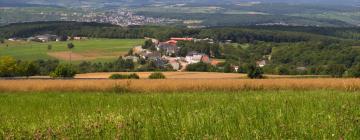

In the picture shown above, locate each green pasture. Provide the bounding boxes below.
[0,39,143,62]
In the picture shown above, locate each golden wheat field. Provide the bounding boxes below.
[1,78,360,92]
[76,72,248,79]
[75,72,326,79]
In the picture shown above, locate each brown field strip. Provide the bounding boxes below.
[1,78,360,92]
[76,72,248,79]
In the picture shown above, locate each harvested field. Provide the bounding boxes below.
[1,78,360,92]
[48,51,88,61]
[48,51,124,61]
[76,72,326,79]
[76,72,247,79]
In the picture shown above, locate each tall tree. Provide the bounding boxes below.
[0,56,18,77]
[18,61,39,78]
[67,43,75,64]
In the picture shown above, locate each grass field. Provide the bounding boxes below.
[0,39,143,62]
[0,90,359,139]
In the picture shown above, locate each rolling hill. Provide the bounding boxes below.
[1,0,358,6]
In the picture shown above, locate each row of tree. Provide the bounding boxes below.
[2,21,359,44]
[0,56,65,77]
[0,56,77,78]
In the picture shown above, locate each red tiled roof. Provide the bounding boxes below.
[166,40,178,45]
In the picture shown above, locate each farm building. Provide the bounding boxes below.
[185,51,210,64]
[157,42,180,56]
[256,60,267,67]
[28,34,58,42]
[170,37,194,41]
[169,61,180,70]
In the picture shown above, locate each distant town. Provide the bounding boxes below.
[0,8,177,27]
[66,9,178,26]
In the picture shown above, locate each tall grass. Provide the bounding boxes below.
[0,91,359,139]
[1,78,360,92]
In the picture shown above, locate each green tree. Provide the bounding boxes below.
[17,61,39,78]
[0,38,4,44]
[109,73,140,79]
[47,44,52,51]
[0,56,18,77]
[247,65,264,79]
[347,65,360,78]
[223,63,233,73]
[327,64,346,78]
[142,39,155,50]
[35,59,59,75]
[276,66,290,75]
[50,64,76,78]
[67,43,75,64]
[186,62,216,72]
[149,72,166,79]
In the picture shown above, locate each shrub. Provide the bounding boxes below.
[109,74,126,79]
[128,73,140,79]
[17,61,39,77]
[149,72,166,79]
[276,66,290,75]
[247,65,264,79]
[50,64,76,78]
[186,62,216,72]
[109,73,140,79]
[223,63,233,73]
[347,65,360,78]
[0,56,18,77]
[327,64,346,78]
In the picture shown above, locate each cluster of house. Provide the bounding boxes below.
[125,37,217,71]
[8,34,88,43]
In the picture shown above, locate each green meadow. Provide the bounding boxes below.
[0,91,359,139]
[0,39,143,62]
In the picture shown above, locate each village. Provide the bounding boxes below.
[124,37,224,71]
[123,36,274,72]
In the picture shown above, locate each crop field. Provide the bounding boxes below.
[0,90,359,139]
[76,72,248,79]
[0,39,143,62]
[1,78,360,92]
[75,72,327,79]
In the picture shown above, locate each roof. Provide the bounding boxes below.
[186,51,199,56]
[35,34,57,39]
[165,40,178,45]
[211,60,220,66]
[145,51,161,58]
[190,55,203,61]
[170,37,193,41]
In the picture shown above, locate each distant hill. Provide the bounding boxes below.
[0,0,358,7]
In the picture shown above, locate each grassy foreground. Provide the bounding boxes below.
[0,91,359,139]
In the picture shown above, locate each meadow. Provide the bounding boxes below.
[0,39,143,62]
[0,90,359,139]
